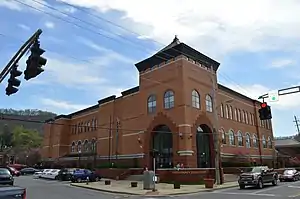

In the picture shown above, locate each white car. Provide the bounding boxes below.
[33,169,44,178]
[41,169,52,178]
[47,169,60,180]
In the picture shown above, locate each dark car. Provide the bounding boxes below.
[70,169,101,183]
[57,168,77,181]
[238,166,278,189]
[279,169,300,182]
[20,167,40,175]
[0,168,14,185]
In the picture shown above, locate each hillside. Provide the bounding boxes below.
[0,109,57,135]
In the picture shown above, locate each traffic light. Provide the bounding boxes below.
[258,102,272,120]
[24,40,47,81]
[5,64,22,96]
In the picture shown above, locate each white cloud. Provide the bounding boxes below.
[40,98,89,112]
[45,21,55,29]
[0,0,47,11]
[17,24,31,31]
[224,83,300,110]
[59,0,300,57]
[270,59,295,68]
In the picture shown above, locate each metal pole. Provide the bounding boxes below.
[152,156,156,191]
[115,119,120,161]
[210,65,221,185]
[294,116,300,134]
[108,115,112,166]
[0,29,42,83]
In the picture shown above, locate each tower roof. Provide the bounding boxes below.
[135,35,220,72]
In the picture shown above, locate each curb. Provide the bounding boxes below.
[70,183,238,196]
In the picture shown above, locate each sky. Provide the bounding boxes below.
[0,0,300,137]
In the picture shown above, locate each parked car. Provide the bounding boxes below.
[20,167,40,175]
[33,169,44,179]
[279,168,300,182]
[0,186,26,198]
[41,169,52,178]
[70,169,101,183]
[238,166,278,189]
[0,168,14,185]
[45,169,61,180]
[57,168,77,181]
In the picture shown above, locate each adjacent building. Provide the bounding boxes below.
[42,36,275,170]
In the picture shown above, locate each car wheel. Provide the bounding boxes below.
[9,182,13,186]
[272,178,277,186]
[279,179,283,182]
[77,178,82,183]
[239,184,245,189]
[54,176,58,180]
[257,179,263,189]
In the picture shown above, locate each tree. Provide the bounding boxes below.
[0,124,13,151]
[12,126,42,150]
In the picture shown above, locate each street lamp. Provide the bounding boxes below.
[78,149,82,168]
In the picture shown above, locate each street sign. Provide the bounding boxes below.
[268,90,279,102]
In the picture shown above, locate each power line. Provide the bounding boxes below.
[14,0,253,96]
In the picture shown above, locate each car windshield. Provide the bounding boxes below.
[284,170,295,175]
[246,167,263,173]
[74,169,84,174]
[0,169,11,175]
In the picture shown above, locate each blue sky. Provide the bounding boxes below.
[1,0,300,137]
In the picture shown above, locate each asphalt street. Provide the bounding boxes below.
[14,176,300,199]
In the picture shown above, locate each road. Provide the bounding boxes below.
[14,176,300,199]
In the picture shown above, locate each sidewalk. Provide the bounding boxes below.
[70,179,238,196]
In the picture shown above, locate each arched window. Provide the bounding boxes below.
[229,106,233,119]
[220,104,224,117]
[147,95,157,113]
[237,131,243,146]
[225,105,229,118]
[84,140,89,152]
[262,135,267,148]
[164,90,175,109]
[245,112,248,124]
[238,109,241,122]
[87,121,91,131]
[77,141,82,152]
[220,129,226,144]
[94,119,98,131]
[245,133,251,148]
[267,136,272,148]
[228,130,235,145]
[205,95,213,112]
[71,142,75,152]
[192,90,200,108]
[91,139,97,153]
[253,134,258,147]
[242,111,245,123]
[234,108,237,121]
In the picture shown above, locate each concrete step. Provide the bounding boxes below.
[125,174,144,181]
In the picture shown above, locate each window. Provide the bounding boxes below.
[238,109,241,122]
[229,106,233,119]
[87,121,91,131]
[91,139,97,153]
[234,108,237,121]
[147,95,157,113]
[94,119,98,131]
[225,105,229,118]
[267,136,272,148]
[220,129,226,144]
[245,112,248,124]
[164,90,175,109]
[71,142,75,152]
[242,111,245,123]
[237,131,243,146]
[77,141,82,152]
[192,90,200,109]
[245,133,251,148]
[220,104,224,117]
[253,134,258,147]
[228,130,235,145]
[262,135,267,148]
[84,140,89,152]
[205,95,213,112]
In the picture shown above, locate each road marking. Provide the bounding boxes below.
[253,184,288,194]
[214,192,276,197]
[289,193,300,198]
[288,185,300,188]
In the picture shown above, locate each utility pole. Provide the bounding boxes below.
[0,29,43,84]
[210,65,221,185]
[293,116,300,134]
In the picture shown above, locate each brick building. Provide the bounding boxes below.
[42,36,275,170]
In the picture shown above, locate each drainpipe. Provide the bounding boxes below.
[252,100,263,165]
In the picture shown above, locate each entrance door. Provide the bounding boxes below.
[196,124,212,168]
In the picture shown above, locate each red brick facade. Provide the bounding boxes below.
[42,37,275,170]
